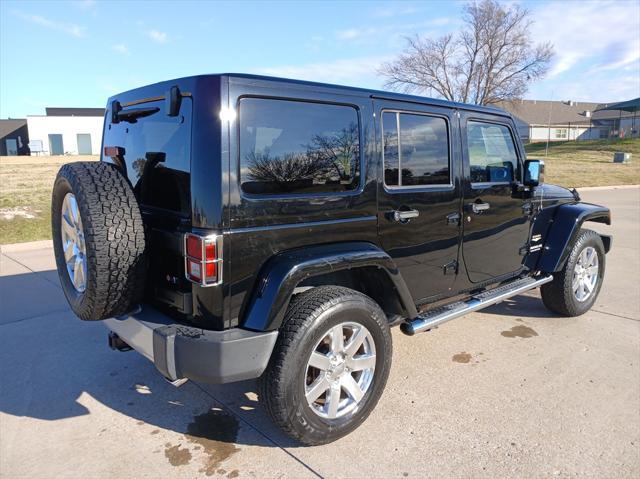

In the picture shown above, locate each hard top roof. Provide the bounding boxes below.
[223,73,507,116]
[111,73,509,118]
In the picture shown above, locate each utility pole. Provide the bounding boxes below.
[545,94,554,157]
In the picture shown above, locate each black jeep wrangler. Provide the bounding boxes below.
[51,74,612,445]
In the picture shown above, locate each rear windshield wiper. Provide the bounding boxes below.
[111,102,160,124]
[111,86,187,124]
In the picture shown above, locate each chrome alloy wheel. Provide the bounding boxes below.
[60,192,87,293]
[304,322,376,419]
[573,246,599,302]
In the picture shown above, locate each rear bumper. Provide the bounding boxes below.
[104,306,278,384]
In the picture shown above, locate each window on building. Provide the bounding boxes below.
[382,111,450,187]
[555,128,568,139]
[239,98,360,195]
[466,121,519,183]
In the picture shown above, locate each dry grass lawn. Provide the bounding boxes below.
[0,155,98,244]
[1,139,639,244]
[525,138,640,188]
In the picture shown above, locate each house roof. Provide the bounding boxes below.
[45,107,106,117]
[597,97,640,112]
[496,99,601,126]
[0,119,27,139]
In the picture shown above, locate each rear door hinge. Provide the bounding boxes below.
[443,260,458,275]
[446,212,461,226]
[520,241,543,256]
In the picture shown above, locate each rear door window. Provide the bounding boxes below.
[466,121,519,184]
[382,111,450,187]
[238,98,360,195]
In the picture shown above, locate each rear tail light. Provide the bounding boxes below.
[103,146,125,158]
[184,233,223,286]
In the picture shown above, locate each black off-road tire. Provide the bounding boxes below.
[541,229,605,317]
[260,286,393,445]
[51,161,146,320]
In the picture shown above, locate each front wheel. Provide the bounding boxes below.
[541,229,605,316]
[260,286,392,445]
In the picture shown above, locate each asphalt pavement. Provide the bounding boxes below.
[1,186,638,479]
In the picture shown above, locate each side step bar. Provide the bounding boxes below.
[400,275,554,336]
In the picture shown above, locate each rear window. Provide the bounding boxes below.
[238,98,360,195]
[102,98,192,214]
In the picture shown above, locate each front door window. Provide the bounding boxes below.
[467,121,518,184]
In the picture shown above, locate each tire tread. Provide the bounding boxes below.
[541,228,604,317]
[260,286,391,445]
[52,161,146,320]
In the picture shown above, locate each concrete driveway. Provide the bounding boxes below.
[1,187,638,479]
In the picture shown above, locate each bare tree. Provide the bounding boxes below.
[379,0,554,105]
[246,151,322,185]
[306,123,359,181]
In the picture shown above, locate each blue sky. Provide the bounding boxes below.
[1,0,639,118]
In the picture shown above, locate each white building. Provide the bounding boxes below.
[26,107,105,155]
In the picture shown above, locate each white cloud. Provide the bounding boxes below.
[112,44,130,55]
[529,71,640,103]
[527,1,640,101]
[147,29,168,43]
[372,5,420,18]
[336,18,454,44]
[531,1,640,80]
[337,28,363,40]
[547,52,582,78]
[12,9,86,37]
[251,56,391,87]
[588,42,640,74]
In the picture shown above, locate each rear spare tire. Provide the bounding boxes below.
[51,161,146,320]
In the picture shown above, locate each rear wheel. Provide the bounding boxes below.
[51,161,146,320]
[541,229,605,316]
[260,286,392,445]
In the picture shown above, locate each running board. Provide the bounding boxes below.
[400,275,554,336]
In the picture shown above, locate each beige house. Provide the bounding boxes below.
[496,99,601,142]
[497,98,640,142]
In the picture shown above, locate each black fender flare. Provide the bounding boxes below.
[537,202,611,273]
[240,242,418,331]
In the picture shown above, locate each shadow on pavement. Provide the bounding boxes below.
[480,293,558,319]
[0,269,300,450]
[0,269,71,325]
[0,269,558,450]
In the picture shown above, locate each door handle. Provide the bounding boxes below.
[469,202,490,214]
[392,209,420,223]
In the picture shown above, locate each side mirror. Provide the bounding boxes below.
[524,159,544,187]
